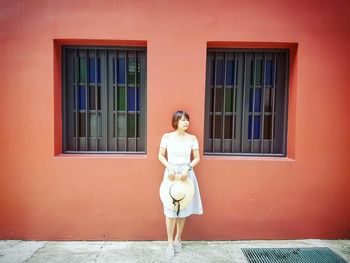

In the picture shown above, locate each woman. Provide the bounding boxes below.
[158,110,203,259]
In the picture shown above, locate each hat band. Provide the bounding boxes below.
[169,186,185,216]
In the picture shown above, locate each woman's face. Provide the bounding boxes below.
[177,115,189,130]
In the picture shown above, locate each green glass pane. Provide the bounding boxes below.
[127,114,136,137]
[256,60,263,85]
[225,88,233,112]
[79,58,86,82]
[117,86,125,111]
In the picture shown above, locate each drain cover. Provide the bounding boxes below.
[241,247,347,263]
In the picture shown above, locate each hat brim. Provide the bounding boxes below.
[159,174,194,212]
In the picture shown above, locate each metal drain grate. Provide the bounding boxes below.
[241,247,347,263]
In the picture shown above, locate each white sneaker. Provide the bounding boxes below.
[174,241,182,253]
[166,245,175,259]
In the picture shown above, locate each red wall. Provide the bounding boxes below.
[0,0,349,240]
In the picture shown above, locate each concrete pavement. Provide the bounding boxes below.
[0,239,349,263]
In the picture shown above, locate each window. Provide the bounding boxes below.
[204,49,289,156]
[62,46,147,153]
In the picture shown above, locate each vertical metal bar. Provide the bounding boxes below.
[85,49,88,150]
[104,49,108,151]
[282,51,289,156]
[114,50,118,151]
[74,49,79,151]
[221,52,227,152]
[125,50,128,151]
[135,51,138,151]
[62,48,67,152]
[260,52,266,153]
[212,52,218,152]
[231,52,237,153]
[271,52,277,154]
[251,52,256,153]
[240,52,247,153]
[95,49,98,151]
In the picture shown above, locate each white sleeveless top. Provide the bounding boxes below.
[160,133,199,165]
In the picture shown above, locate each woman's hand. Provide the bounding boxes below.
[180,166,190,181]
[168,168,175,181]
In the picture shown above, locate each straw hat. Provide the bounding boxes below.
[159,174,194,216]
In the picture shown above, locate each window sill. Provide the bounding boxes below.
[203,154,295,162]
[55,153,147,159]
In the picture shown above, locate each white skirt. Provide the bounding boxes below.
[162,162,203,218]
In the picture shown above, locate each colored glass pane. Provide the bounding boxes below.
[117,58,125,84]
[225,88,233,112]
[78,86,86,110]
[127,86,140,111]
[79,112,86,137]
[117,86,125,111]
[88,57,101,83]
[226,60,235,85]
[249,88,262,112]
[248,115,260,139]
[256,60,263,85]
[127,113,136,137]
[265,60,272,85]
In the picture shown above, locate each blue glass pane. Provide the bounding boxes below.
[88,58,101,83]
[265,60,274,86]
[127,86,140,111]
[211,60,215,85]
[226,60,235,85]
[249,89,262,112]
[113,58,115,83]
[216,60,224,85]
[79,86,86,110]
[248,115,260,139]
[117,58,125,84]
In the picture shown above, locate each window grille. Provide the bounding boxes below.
[62,46,147,153]
[204,49,289,156]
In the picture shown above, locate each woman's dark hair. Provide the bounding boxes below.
[172,110,190,129]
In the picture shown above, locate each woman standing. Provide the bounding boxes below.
[158,110,203,259]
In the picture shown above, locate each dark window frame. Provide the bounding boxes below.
[62,45,147,154]
[204,48,290,157]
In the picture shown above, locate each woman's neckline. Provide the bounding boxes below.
[170,131,191,141]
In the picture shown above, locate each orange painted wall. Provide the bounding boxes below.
[0,0,349,240]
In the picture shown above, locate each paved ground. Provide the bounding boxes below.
[0,239,349,263]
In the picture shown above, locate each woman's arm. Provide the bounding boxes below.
[158,147,172,170]
[189,148,200,168]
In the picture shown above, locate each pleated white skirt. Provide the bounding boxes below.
[161,162,203,218]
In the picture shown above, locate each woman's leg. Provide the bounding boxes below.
[165,217,176,245]
[175,217,186,241]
